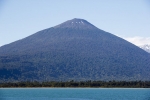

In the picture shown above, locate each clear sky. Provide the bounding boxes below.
[0,0,150,46]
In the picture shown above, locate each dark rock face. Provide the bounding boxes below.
[0,18,150,82]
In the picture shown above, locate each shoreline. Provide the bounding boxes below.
[1,81,150,88]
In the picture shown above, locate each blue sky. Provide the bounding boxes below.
[0,0,150,46]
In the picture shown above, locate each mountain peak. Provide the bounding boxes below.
[54,18,98,29]
[1,18,150,82]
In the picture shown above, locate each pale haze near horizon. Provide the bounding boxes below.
[0,0,150,46]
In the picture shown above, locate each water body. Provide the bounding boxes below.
[0,88,150,100]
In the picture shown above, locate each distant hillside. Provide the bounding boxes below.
[0,18,150,82]
[140,44,150,53]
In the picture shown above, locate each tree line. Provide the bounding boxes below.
[0,81,150,88]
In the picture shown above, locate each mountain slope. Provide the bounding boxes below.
[0,18,150,82]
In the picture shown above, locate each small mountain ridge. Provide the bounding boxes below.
[140,44,150,53]
[54,18,98,29]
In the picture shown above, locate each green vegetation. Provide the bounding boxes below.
[0,19,150,82]
[1,81,150,88]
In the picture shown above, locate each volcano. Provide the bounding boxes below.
[0,18,150,82]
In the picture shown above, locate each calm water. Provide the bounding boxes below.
[0,88,150,100]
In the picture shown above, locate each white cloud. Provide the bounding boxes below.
[123,36,150,46]
[0,42,6,47]
[0,43,3,47]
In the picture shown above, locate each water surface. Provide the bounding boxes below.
[0,88,150,100]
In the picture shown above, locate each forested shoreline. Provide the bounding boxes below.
[0,81,150,88]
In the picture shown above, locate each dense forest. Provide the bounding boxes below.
[0,81,150,88]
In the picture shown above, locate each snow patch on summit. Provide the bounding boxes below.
[54,18,98,29]
[71,20,84,24]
